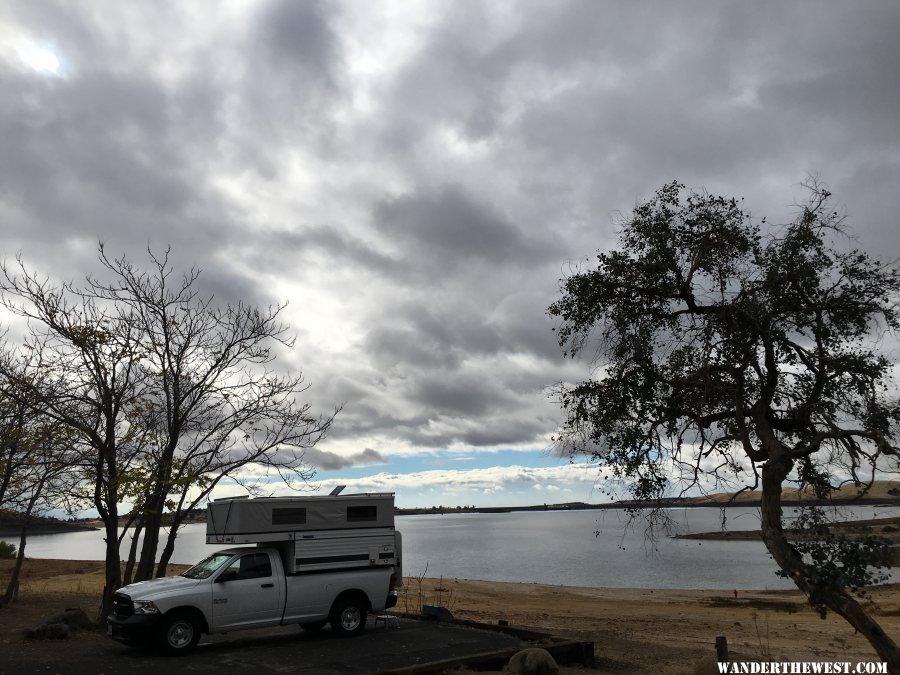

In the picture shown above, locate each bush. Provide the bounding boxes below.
[0,541,16,559]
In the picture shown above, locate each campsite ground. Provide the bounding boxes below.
[1,558,898,673]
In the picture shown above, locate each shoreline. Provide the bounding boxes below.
[3,555,900,597]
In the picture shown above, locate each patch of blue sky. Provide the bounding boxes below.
[314,448,566,481]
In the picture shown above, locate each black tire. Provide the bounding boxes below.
[329,596,367,637]
[157,611,201,655]
[299,620,327,632]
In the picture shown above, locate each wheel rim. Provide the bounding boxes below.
[340,606,361,631]
[167,619,194,648]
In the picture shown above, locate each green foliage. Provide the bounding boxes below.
[0,541,16,559]
[780,505,892,617]
[549,180,900,593]
[550,181,899,501]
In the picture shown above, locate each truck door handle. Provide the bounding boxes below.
[261,583,274,588]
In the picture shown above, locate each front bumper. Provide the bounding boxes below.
[106,612,161,645]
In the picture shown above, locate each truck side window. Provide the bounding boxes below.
[223,553,273,580]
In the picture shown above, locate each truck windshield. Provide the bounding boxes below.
[181,552,234,579]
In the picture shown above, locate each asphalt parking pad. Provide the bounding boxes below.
[1,619,528,675]
[196,619,525,674]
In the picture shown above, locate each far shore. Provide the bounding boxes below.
[4,484,899,537]
[676,514,900,540]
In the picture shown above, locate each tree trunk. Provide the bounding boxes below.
[99,517,122,621]
[135,492,163,582]
[155,516,184,578]
[1,526,27,607]
[760,455,900,673]
[122,517,144,587]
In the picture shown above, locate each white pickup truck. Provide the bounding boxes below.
[106,546,398,654]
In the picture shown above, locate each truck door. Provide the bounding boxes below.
[211,552,283,631]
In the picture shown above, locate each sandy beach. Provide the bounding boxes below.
[1,558,898,673]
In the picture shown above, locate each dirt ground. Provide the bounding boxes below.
[1,558,898,673]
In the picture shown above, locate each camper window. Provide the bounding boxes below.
[272,507,307,525]
[347,505,377,522]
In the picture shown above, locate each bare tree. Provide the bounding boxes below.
[90,247,335,579]
[0,268,148,618]
[0,369,78,607]
[549,181,900,669]
[0,245,336,615]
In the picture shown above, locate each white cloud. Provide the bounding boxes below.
[276,463,603,506]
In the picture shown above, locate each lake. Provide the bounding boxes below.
[4,505,898,590]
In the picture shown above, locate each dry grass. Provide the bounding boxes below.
[3,559,190,596]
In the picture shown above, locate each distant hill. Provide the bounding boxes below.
[682,480,900,507]
[0,510,99,537]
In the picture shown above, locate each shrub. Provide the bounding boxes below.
[0,541,16,559]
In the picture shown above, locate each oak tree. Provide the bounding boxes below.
[549,181,900,668]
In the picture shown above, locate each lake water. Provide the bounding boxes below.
[4,505,897,590]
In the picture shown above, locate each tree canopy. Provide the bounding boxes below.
[549,181,900,667]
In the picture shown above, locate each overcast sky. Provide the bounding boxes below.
[2,1,899,508]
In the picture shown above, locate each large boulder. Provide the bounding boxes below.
[505,647,559,675]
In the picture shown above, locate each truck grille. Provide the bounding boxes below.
[113,593,133,618]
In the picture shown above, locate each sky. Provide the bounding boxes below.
[1,1,899,509]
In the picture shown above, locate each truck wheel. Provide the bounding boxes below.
[299,620,326,632]
[158,611,201,655]
[330,597,367,637]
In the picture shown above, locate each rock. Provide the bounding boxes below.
[420,604,454,621]
[43,608,94,630]
[21,607,92,640]
[22,622,70,640]
[505,647,559,675]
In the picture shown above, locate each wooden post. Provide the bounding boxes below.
[715,635,729,663]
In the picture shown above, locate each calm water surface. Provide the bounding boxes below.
[5,505,897,590]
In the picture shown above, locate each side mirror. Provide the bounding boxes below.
[216,570,238,583]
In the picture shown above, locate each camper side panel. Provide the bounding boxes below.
[290,529,397,573]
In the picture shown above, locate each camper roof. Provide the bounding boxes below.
[211,493,394,502]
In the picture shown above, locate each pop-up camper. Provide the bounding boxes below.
[206,493,401,575]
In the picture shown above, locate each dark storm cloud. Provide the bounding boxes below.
[410,374,514,418]
[256,0,337,77]
[364,301,505,370]
[3,0,900,464]
[241,226,398,280]
[374,186,554,273]
[303,447,387,471]
[233,0,344,169]
[400,415,550,449]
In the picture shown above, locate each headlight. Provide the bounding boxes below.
[133,600,161,615]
